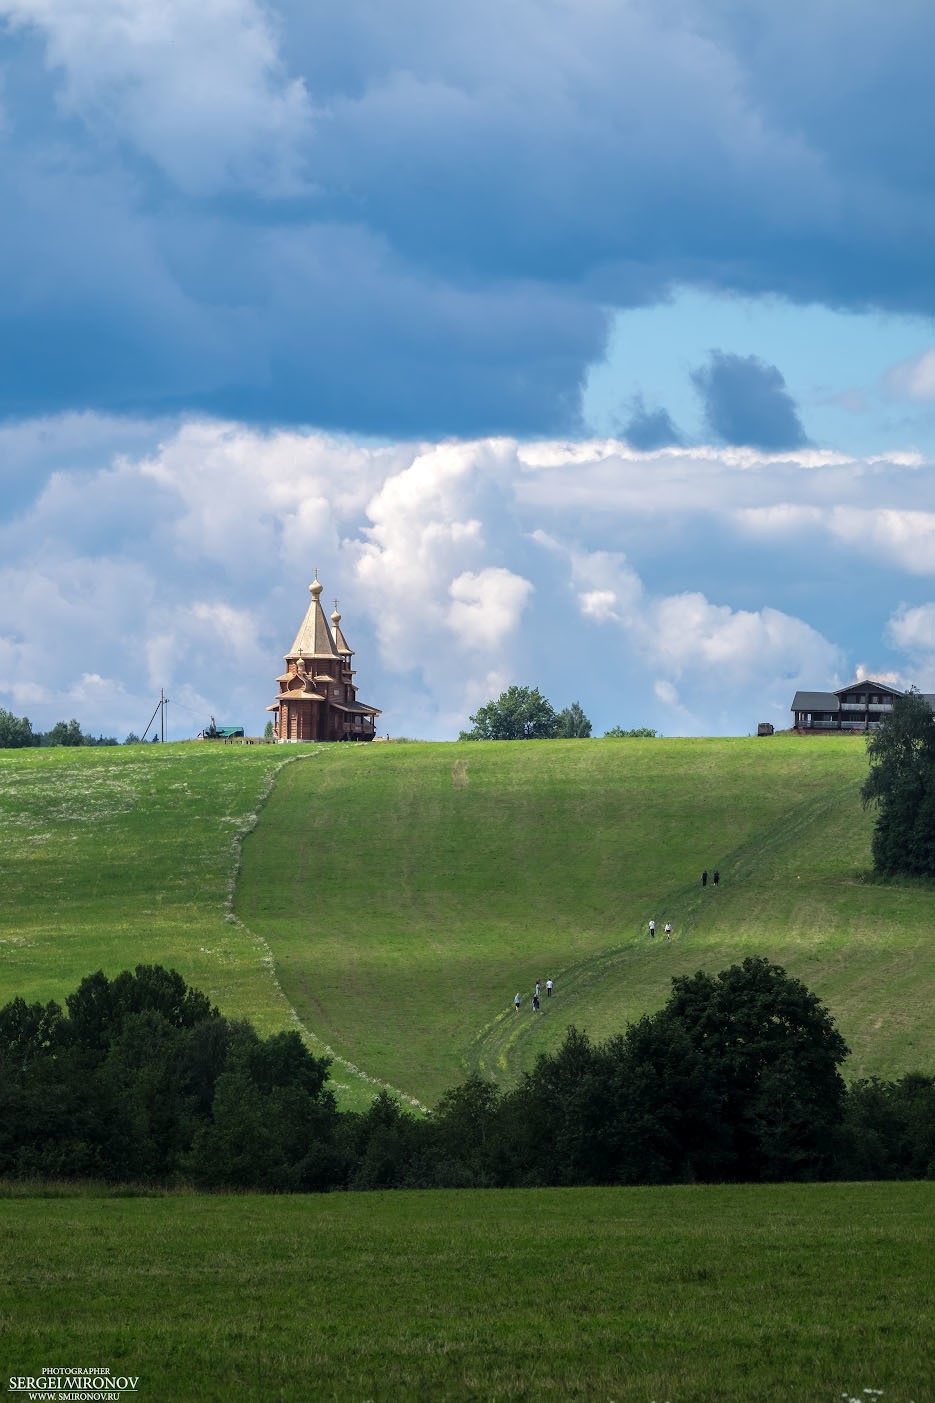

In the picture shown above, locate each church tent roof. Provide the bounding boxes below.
[287,578,340,659]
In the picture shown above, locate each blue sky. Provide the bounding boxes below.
[2,0,935,740]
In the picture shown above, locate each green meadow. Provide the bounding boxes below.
[2,1180,931,1402]
[235,734,934,1105]
[1,736,933,1401]
[1,734,933,1108]
[0,742,290,1026]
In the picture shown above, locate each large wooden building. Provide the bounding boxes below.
[790,679,931,732]
[268,576,381,742]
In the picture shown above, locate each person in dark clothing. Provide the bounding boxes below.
[713,870,720,886]
[702,870,708,887]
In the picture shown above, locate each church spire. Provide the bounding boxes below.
[287,572,338,658]
[331,598,352,656]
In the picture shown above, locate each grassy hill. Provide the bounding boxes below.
[235,733,934,1104]
[1,734,933,1110]
[0,742,293,1026]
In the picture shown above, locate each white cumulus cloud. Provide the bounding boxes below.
[448,569,533,651]
[1,416,933,739]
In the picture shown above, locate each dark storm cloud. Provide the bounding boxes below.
[621,397,682,451]
[690,352,809,451]
[1,0,935,433]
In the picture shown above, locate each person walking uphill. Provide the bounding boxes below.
[514,992,521,1012]
[702,870,708,887]
[713,869,720,887]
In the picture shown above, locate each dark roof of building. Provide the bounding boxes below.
[330,701,382,716]
[791,691,839,712]
[833,679,903,698]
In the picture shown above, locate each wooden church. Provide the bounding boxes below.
[268,575,381,742]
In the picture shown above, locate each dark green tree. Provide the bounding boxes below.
[837,1073,935,1180]
[0,708,37,748]
[431,1075,504,1186]
[491,959,849,1186]
[498,1027,622,1185]
[861,688,935,876]
[652,957,849,1179]
[45,719,86,747]
[556,701,592,737]
[0,965,344,1188]
[341,1090,432,1189]
[65,965,216,1051]
[459,685,559,740]
[184,1024,338,1190]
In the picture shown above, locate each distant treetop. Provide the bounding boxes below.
[459,686,592,740]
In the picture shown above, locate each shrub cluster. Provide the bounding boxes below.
[1,961,931,1190]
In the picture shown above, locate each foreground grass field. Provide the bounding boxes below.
[2,1180,930,1402]
[236,735,935,1104]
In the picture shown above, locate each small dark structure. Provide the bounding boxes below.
[201,718,245,740]
[757,722,775,737]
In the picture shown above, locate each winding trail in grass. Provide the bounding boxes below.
[467,783,854,1082]
[229,747,432,1111]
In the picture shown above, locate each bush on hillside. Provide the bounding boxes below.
[862,688,935,877]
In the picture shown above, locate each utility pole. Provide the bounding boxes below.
[141,688,170,743]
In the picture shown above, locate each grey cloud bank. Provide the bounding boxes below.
[1,1,935,437]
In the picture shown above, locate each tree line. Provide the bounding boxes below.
[0,710,119,748]
[1,960,931,1190]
